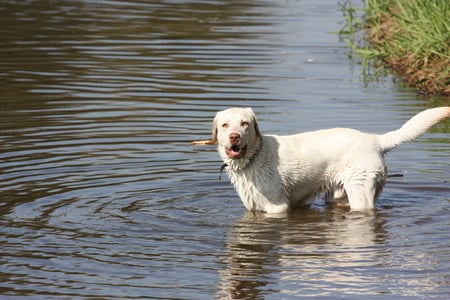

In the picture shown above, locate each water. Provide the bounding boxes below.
[0,0,449,299]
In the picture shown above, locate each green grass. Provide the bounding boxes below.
[340,0,450,96]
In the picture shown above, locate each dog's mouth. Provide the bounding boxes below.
[225,145,247,159]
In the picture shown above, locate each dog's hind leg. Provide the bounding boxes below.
[345,185,375,210]
[345,175,385,210]
[340,161,386,211]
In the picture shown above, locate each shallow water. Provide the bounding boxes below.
[0,0,449,299]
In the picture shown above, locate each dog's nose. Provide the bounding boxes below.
[229,133,241,144]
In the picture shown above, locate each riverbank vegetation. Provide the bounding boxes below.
[340,0,450,96]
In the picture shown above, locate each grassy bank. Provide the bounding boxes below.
[341,0,450,96]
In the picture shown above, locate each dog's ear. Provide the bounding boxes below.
[246,108,262,139]
[211,112,220,145]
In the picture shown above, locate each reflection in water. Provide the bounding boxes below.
[218,209,389,298]
[278,211,388,297]
[218,207,449,298]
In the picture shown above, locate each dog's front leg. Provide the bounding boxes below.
[263,201,290,214]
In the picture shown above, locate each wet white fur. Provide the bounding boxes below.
[212,107,450,213]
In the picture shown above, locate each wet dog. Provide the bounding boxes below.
[212,107,450,213]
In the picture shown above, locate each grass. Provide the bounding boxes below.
[340,0,450,96]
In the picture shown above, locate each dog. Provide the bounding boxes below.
[211,107,450,213]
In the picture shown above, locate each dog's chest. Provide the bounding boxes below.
[228,167,281,209]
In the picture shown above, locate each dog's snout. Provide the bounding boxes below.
[229,133,241,144]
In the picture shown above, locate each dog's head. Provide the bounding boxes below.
[212,107,262,169]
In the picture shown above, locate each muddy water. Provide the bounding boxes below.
[0,0,449,299]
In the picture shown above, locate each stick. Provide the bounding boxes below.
[191,139,214,145]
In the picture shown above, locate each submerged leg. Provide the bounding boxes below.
[345,177,384,210]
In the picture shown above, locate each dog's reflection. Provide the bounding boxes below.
[217,208,388,298]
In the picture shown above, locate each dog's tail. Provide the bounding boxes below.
[379,107,450,153]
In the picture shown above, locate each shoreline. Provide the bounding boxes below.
[343,0,449,97]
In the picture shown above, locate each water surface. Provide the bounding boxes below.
[0,0,449,299]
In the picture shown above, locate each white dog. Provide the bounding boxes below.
[211,107,450,213]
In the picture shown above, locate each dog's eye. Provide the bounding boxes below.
[221,123,229,128]
[241,121,249,127]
